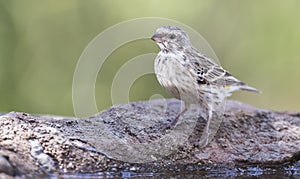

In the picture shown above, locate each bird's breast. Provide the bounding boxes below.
[154,52,199,102]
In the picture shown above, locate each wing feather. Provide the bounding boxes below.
[184,47,259,93]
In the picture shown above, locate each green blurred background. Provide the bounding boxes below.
[0,0,299,116]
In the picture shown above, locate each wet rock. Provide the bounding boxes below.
[0,99,299,177]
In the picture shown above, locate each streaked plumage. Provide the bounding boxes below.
[151,26,259,122]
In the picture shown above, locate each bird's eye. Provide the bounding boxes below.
[170,34,176,39]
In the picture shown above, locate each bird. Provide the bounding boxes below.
[151,26,259,130]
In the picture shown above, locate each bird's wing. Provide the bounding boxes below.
[184,47,259,93]
[185,47,227,85]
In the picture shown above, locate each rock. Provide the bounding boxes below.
[0,155,14,176]
[0,99,299,177]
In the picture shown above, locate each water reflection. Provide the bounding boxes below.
[54,163,300,178]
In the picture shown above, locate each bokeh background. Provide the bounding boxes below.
[0,0,299,116]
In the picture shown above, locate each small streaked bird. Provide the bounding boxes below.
[151,26,259,128]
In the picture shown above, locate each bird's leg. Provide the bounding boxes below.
[196,105,213,147]
[172,107,188,126]
[196,103,223,148]
[164,107,188,130]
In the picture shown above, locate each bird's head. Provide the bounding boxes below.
[151,26,191,52]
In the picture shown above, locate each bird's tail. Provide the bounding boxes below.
[238,85,260,93]
[223,74,260,94]
[225,84,260,97]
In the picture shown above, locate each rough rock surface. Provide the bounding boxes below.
[0,99,299,177]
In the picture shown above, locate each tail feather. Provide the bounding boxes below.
[223,74,260,94]
[225,85,260,96]
[239,85,260,93]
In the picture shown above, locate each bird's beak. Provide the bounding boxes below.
[151,33,162,43]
